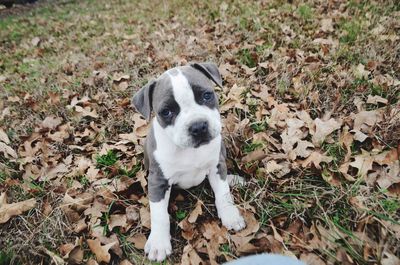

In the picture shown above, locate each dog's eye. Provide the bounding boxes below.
[160,108,172,117]
[202,92,213,101]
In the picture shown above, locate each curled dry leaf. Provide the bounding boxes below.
[236,210,259,237]
[112,73,130,82]
[68,247,84,264]
[133,113,148,137]
[353,64,370,79]
[39,246,65,265]
[367,95,388,105]
[0,142,18,159]
[87,238,115,264]
[242,148,267,163]
[0,128,10,144]
[140,206,151,229]
[188,200,203,223]
[270,221,283,243]
[0,193,37,224]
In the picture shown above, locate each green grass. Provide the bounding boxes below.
[380,198,400,215]
[297,4,313,20]
[243,141,263,153]
[340,20,361,44]
[96,150,118,168]
[238,48,257,68]
[322,142,346,169]
[175,209,187,221]
[0,249,20,265]
[250,121,268,133]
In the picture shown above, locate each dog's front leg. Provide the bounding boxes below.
[208,164,246,231]
[145,179,172,262]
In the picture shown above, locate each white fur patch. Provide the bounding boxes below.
[208,168,246,231]
[145,188,172,261]
[164,70,221,148]
[153,119,221,188]
[152,69,222,188]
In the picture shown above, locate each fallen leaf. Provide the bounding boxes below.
[87,239,115,264]
[108,214,127,231]
[311,118,342,147]
[127,234,147,249]
[301,151,333,169]
[69,247,84,264]
[188,200,203,223]
[242,149,267,163]
[236,210,259,237]
[0,128,10,144]
[300,253,326,265]
[353,64,370,79]
[281,118,305,153]
[349,150,374,178]
[270,221,284,243]
[321,18,334,32]
[381,251,400,265]
[0,142,18,159]
[31,37,41,46]
[126,205,139,222]
[181,244,203,265]
[290,140,314,160]
[367,95,388,105]
[133,113,148,137]
[39,246,65,265]
[140,206,151,229]
[120,260,134,265]
[42,116,62,130]
[112,73,130,82]
[352,110,383,131]
[0,193,36,224]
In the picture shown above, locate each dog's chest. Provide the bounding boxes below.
[154,136,221,189]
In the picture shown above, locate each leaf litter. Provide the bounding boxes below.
[0,0,399,264]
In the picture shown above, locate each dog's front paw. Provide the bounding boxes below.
[219,205,246,231]
[145,232,172,262]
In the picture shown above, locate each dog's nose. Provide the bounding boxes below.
[189,121,208,137]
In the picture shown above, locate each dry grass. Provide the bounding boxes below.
[0,0,399,264]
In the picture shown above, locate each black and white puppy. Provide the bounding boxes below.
[132,62,246,262]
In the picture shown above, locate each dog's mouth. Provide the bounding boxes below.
[192,134,212,148]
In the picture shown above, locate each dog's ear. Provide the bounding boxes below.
[132,79,156,121]
[191,62,223,88]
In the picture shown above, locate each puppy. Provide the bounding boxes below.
[132,62,246,262]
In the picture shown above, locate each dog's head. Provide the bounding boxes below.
[132,62,223,148]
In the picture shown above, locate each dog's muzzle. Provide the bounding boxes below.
[188,120,211,147]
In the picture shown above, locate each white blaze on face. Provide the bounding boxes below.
[165,69,221,148]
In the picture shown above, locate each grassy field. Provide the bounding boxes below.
[0,0,399,264]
